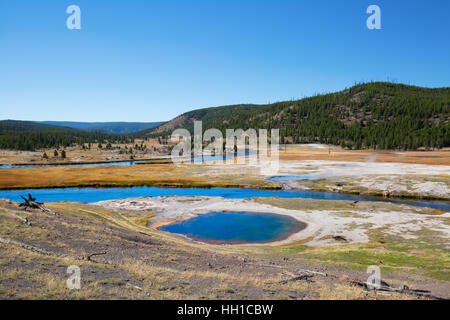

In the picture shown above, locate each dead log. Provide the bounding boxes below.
[0,237,110,264]
[350,279,443,299]
[252,262,444,299]
[84,251,107,261]
[6,211,32,226]
[19,194,56,215]
[302,269,327,277]
[126,283,143,291]
[19,195,43,209]
[0,237,71,258]
[269,274,314,284]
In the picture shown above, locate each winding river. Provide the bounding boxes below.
[1,160,448,244]
[0,185,448,211]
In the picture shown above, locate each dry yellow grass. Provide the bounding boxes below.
[1,145,448,190]
[279,145,450,166]
[0,162,279,190]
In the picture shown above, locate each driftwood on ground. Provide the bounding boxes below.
[266,274,314,284]
[0,237,109,264]
[19,194,56,215]
[349,279,441,298]
[253,262,444,300]
[84,251,107,261]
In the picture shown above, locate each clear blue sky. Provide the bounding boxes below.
[1,0,449,122]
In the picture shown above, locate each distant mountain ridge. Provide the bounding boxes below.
[37,121,164,134]
[139,82,450,150]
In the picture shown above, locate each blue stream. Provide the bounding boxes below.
[0,185,448,211]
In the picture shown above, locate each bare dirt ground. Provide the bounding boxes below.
[0,199,448,300]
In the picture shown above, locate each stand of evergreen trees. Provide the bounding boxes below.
[144,82,449,150]
[0,120,132,151]
[2,83,448,152]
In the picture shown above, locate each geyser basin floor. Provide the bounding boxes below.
[158,211,307,244]
[97,196,448,247]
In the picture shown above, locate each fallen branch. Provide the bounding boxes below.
[248,263,286,269]
[5,211,32,226]
[350,280,444,300]
[0,237,110,264]
[301,269,327,277]
[84,251,107,261]
[249,262,444,299]
[126,283,143,291]
[0,237,72,258]
[250,263,328,277]
[267,274,314,285]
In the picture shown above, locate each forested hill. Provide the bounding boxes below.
[2,83,448,151]
[141,82,450,150]
[0,120,130,151]
[140,104,262,136]
[37,121,164,134]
